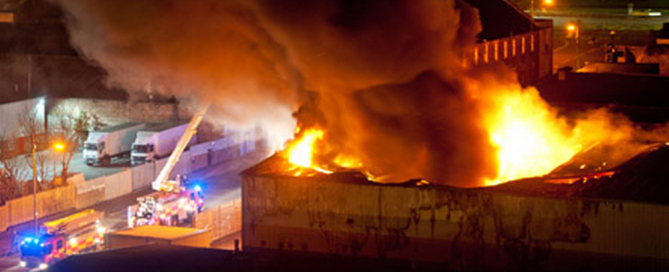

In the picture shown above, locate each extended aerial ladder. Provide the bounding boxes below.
[129,106,208,228]
[152,105,208,192]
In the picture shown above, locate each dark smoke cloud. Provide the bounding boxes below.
[53,0,498,186]
[52,0,302,140]
[250,0,490,185]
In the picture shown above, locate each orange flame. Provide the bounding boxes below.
[481,86,601,186]
[284,128,335,175]
[285,83,632,186]
[287,128,323,168]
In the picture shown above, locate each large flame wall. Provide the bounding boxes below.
[241,169,669,270]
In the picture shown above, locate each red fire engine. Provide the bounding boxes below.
[128,107,207,228]
[19,209,106,269]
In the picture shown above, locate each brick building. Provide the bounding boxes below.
[465,0,553,86]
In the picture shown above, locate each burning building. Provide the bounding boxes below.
[45,0,669,269]
[236,1,667,270]
[240,150,669,270]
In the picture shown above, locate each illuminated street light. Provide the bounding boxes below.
[567,23,580,69]
[531,0,554,18]
[53,142,66,152]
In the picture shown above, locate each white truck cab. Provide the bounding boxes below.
[83,133,107,165]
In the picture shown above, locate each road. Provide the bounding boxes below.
[536,7,669,30]
[0,148,272,271]
[546,9,662,72]
[68,151,129,180]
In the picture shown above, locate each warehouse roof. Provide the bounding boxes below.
[488,143,669,205]
[50,245,445,272]
[110,226,205,240]
[240,154,436,188]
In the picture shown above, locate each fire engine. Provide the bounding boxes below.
[128,107,207,228]
[19,209,106,269]
[128,181,204,227]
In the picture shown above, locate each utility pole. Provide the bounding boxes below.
[530,0,535,19]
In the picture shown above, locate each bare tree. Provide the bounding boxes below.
[51,109,105,184]
[0,132,27,203]
[18,106,52,192]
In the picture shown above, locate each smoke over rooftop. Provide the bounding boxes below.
[52,0,663,187]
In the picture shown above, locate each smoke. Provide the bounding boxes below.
[51,0,301,145]
[249,0,495,186]
[51,0,667,187]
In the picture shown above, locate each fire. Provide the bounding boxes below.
[333,154,363,169]
[482,88,582,186]
[284,83,628,187]
[284,128,364,176]
[287,129,324,168]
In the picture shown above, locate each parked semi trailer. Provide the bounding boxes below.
[131,121,197,165]
[83,122,144,166]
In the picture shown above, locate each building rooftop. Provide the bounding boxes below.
[50,245,446,272]
[245,143,669,206]
[487,143,669,205]
[240,154,435,188]
[110,226,205,240]
[464,0,538,41]
[141,121,188,133]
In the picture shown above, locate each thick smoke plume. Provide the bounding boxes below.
[52,0,302,145]
[52,0,664,187]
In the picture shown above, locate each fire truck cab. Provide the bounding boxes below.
[19,209,106,269]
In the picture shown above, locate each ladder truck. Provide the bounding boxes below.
[128,107,207,228]
[19,209,106,270]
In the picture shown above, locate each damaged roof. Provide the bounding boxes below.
[487,143,669,205]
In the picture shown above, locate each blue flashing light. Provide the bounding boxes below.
[21,237,41,247]
[194,185,202,192]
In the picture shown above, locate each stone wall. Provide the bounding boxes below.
[50,98,190,127]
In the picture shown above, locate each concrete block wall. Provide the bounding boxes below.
[0,205,8,232]
[131,163,156,191]
[241,172,669,269]
[50,98,190,128]
[4,179,77,227]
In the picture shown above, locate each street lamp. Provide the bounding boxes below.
[567,23,580,69]
[53,142,65,152]
[32,141,66,235]
[530,0,554,18]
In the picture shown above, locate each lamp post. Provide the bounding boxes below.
[32,140,66,235]
[31,134,37,235]
[567,23,580,69]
